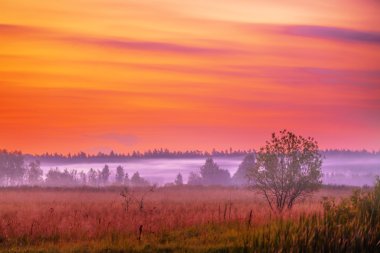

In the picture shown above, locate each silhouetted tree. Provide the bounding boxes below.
[87,168,98,186]
[174,173,183,186]
[130,172,149,187]
[100,165,110,185]
[27,161,43,185]
[0,150,26,185]
[45,168,77,187]
[247,130,322,212]
[200,158,231,185]
[187,172,202,185]
[232,153,256,185]
[115,165,125,185]
[45,168,60,186]
[79,171,87,185]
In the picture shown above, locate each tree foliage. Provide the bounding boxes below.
[100,165,110,185]
[200,158,231,185]
[187,172,202,185]
[115,165,125,185]
[232,153,256,185]
[130,172,149,187]
[88,168,98,186]
[45,168,77,187]
[247,130,322,212]
[174,173,183,186]
[27,161,43,185]
[0,150,25,185]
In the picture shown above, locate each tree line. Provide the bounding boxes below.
[0,150,149,187]
[44,165,150,187]
[2,146,377,188]
[0,148,254,187]
[26,148,254,164]
[24,148,380,165]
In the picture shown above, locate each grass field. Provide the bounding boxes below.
[0,185,378,252]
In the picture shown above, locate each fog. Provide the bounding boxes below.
[40,156,380,186]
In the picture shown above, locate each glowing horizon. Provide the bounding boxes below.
[1,0,380,154]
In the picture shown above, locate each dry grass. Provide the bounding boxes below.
[0,185,352,247]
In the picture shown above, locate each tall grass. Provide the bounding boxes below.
[0,185,377,252]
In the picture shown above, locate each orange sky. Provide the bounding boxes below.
[1,0,380,154]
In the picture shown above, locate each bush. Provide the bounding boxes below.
[243,178,380,252]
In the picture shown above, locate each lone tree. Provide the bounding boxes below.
[247,130,322,212]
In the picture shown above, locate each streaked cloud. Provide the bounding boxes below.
[62,36,235,55]
[0,0,379,152]
[0,23,236,56]
[278,25,380,45]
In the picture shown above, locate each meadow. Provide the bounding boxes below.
[1,185,376,252]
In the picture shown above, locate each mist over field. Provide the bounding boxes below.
[1,0,380,251]
[322,156,380,186]
[39,155,380,186]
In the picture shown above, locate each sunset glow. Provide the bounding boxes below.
[1,0,380,153]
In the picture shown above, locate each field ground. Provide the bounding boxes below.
[0,186,375,252]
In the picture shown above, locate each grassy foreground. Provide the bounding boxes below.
[0,184,379,252]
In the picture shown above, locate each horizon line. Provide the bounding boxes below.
[1,147,379,157]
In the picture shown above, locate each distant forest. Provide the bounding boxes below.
[0,148,379,187]
[23,148,380,164]
[0,149,248,187]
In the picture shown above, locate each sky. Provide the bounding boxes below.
[1,0,380,154]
